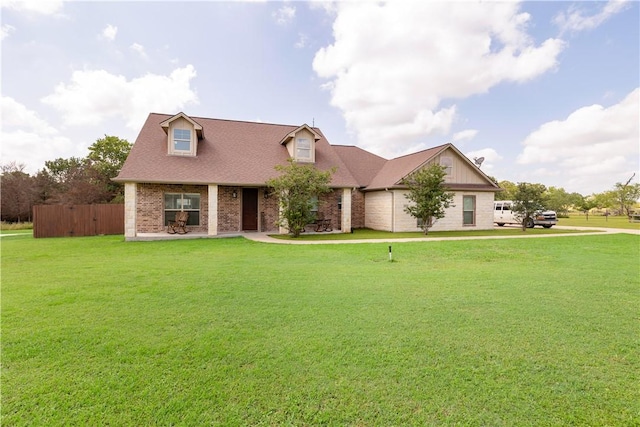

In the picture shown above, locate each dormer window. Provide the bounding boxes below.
[296,138,311,161]
[160,112,203,157]
[279,124,320,163]
[173,129,192,152]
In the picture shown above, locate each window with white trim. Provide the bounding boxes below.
[463,195,475,226]
[164,193,200,226]
[173,129,192,152]
[296,138,312,161]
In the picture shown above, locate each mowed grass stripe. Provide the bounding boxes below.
[2,234,638,425]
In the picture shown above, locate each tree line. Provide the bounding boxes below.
[2,136,638,228]
[496,177,640,217]
[1,136,132,222]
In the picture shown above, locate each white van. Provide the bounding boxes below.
[494,200,557,228]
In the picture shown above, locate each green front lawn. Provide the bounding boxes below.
[272,226,598,240]
[2,234,639,425]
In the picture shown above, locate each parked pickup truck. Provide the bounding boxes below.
[494,200,558,228]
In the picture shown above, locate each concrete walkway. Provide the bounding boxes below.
[242,225,640,245]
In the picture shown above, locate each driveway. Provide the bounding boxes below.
[243,225,639,245]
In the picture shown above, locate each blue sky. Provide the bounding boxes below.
[2,0,638,195]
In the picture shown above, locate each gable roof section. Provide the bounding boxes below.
[115,113,358,187]
[159,112,204,139]
[333,145,388,188]
[365,143,499,191]
[365,144,447,190]
[278,124,321,145]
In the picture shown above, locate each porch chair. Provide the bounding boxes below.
[167,211,189,234]
[314,213,333,232]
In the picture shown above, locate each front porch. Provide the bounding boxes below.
[125,183,355,240]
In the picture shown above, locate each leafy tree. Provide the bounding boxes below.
[511,182,548,231]
[402,163,454,235]
[266,159,334,237]
[575,197,598,219]
[1,162,36,222]
[31,136,131,205]
[592,191,617,212]
[545,186,582,217]
[87,135,132,201]
[496,180,517,200]
[39,157,110,205]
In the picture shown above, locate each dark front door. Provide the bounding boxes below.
[242,188,258,231]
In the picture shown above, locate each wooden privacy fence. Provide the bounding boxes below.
[33,204,124,238]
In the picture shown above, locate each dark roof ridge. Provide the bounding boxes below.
[148,112,320,131]
[332,144,389,159]
[388,142,450,161]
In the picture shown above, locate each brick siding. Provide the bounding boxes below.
[351,189,365,229]
[136,184,209,233]
[136,184,361,234]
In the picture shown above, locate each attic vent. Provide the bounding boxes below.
[440,157,453,177]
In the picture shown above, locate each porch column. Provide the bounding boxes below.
[341,188,352,233]
[124,182,137,238]
[278,200,288,234]
[208,184,218,236]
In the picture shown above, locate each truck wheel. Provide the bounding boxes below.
[497,223,505,226]
[524,217,535,228]
[543,225,552,228]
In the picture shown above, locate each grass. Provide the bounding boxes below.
[2,234,639,425]
[0,221,33,231]
[271,226,598,241]
[560,214,640,230]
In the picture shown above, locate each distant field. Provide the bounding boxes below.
[560,214,640,230]
[2,234,639,425]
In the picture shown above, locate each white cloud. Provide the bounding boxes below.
[554,0,629,34]
[273,5,295,25]
[517,88,639,193]
[313,2,565,159]
[130,42,147,58]
[41,65,199,131]
[1,0,64,15]
[452,129,479,142]
[309,1,337,16]
[1,24,15,40]
[102,24,118,41]
[295,33,308,49]
[1,97,74,173]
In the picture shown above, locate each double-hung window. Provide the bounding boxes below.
[165,193,200,226]
[296,138,311,161]
[463,195,476,226]
[173,129,192,152]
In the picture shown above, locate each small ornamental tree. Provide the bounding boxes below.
[266,159,335,237]
[512,182,548,231]
[402,163,454,235]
